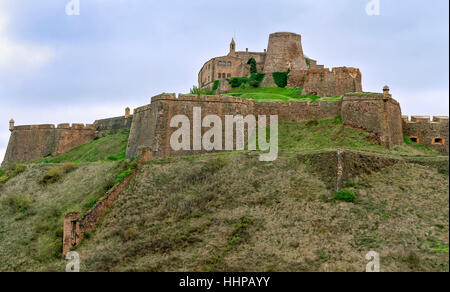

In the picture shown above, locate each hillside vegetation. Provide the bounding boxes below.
[225,87,341,103]
[0,162,131,271]
[66,153,449,272]
[35,130,129,163]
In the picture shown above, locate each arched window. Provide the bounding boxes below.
[228,61,232,67]
[409,136,419,143]
[432,137,445,145]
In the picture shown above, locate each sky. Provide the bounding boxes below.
[0,0,448,163]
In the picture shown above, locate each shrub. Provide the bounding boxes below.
[333,189,357,203]
[272,70,290,88]
[438,168,448,175]
[4,193,33,213]
[227,77,248,88]
[247,58,257,74]
[190,86,201,95]
[62,162,77,173]
[229,216,253,246]
[40,167,65,185]
[305,57,311,67]
[248,73,265,88]
[40,163,77,185]
[212,80,220,91]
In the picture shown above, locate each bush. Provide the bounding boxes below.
[190,86,201,95]
[62,162,77,173]
[248,73,265,88]
[272,70,290,88]
[212,80,220,91]
[227,77,248,88]
[40,163,77,185]
[40,167,65,185]
[333,189,357,203]
[247,58,257,74]
[4,193,33,213]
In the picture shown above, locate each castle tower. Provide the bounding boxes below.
[229,38,236,57]
[263,32,308,73]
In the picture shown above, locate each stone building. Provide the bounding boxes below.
[198,32,362,97]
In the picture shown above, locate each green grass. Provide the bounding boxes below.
[224,87,341,103]
[333,189,357,202]
[0,162,127,271]
[277,117,441,156]
[35,130,129,163]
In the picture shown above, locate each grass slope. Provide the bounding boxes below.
[278,117,440,156]
[224,87,341,103]
[0,162,130,271]
[68,153,448,272]
[35,130,129,163]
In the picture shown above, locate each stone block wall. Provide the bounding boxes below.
[2,123,96,165]
[402,116,449,154]
[287,67,362,97]
[341,93,404,148]
[126,93,343,160]
[94,115,133,133]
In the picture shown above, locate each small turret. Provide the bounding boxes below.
[383,85,391,100]
[9,119,14,132]
[229,38,236,57]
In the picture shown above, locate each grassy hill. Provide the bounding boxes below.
[59,153,449,272]
[0,119,447,272]
[35,130,129,163]
[224,87,341,103]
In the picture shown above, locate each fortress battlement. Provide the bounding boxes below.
[12,123,96,131]
[305,67,361,75]
[402,116,449,124]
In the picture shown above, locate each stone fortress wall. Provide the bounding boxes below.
[2,123,96,165]
[402,116,449,154]
[125,93,343,159]
[2,108,134,165]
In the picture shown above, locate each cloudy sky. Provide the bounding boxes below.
[0,0,448,163]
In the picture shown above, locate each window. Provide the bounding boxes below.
[218,61,226,66]
[227,73,231,78]
[409,136,419,143]
[218,73,221,79]
[228,61,232,67]
[432,137,445,145]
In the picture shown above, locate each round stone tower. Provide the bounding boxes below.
[263,32,308,73]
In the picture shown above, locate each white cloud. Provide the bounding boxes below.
[0,9,54,71]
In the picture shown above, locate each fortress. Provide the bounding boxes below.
[198,32,362,96]
[2,32,449,166]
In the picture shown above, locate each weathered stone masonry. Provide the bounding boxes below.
[2,123,96,165]
[125,94,343,159]
[402,116,449,154]
[3,108,133,165]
